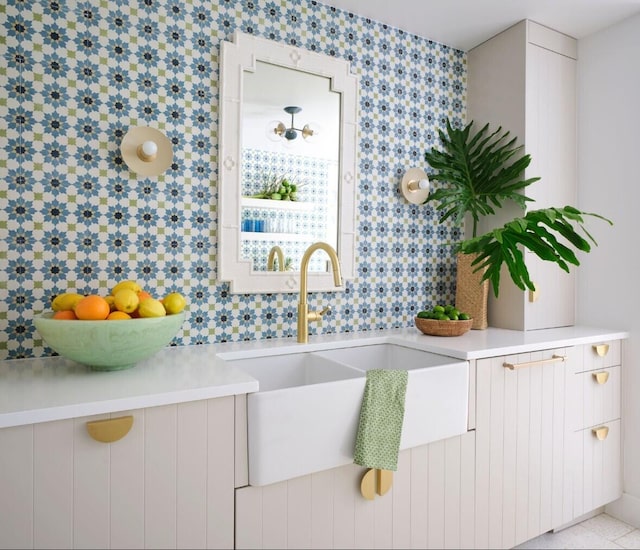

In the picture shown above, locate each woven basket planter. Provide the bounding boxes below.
[414,317,473,337]
[455,252,489,330]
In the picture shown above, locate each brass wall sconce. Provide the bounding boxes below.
[121,126,173,176]
[400,168,430,204]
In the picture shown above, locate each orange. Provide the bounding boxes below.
[53,310,77,320]
[107,311,132,320]
[138,290,153,302]
[74,295,110,320]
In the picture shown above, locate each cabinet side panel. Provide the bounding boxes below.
[110,409,145,550]
[73,414,110,549]
[33,419,73,549]
[0,425,34,549]
[144,405,177,549]
[207,396,235,549]
[177,401,208,549]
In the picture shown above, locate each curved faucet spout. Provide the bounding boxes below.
[297,242,342,343]
[267,245,285,272]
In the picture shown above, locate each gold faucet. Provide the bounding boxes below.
[297,242,343,343]
[267,245,285,272]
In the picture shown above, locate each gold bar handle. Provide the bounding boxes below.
[592,371,610,385]
[503,354,566,370]
[86,416,134,443]
[593,344,610,357]
[592,426,609,441]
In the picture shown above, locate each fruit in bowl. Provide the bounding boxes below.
[35,280,187,371]
[414,304,473,337]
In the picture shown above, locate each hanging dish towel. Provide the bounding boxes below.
[353,368,408,471]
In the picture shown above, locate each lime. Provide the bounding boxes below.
[433,305,445,314]
[459,313,470,320]
[448,313,459,320]
[417,311,431,319]
[437,313,449,321]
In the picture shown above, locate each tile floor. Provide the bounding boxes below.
[516,513,640,549]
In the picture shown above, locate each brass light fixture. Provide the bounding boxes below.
[120,126,173,176]
[269,106,319,142]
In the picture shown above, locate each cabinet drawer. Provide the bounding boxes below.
[571,366,621,431]
[572,419,622,517]
[575,340,621,374]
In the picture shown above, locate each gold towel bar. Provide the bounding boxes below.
[503,354,566,371]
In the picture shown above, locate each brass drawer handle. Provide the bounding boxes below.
[592,426,609,441]
[592,371,610,385]
[360,468,393,500]
[593,344,609,357]
[86,416,134,443]
[503,354,565,370]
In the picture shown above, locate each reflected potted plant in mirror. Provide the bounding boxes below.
[424,118,612,329]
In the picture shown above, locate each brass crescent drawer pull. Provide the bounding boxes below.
[592,426,609,441]
[86,416,134,443]
[592,371,610,385]
[593,344,609,357]
[360,468,393,500]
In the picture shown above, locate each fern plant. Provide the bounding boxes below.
[424,119,612,297]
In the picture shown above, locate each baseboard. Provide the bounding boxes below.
[606,493,640,529]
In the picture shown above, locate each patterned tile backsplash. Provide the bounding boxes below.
[1,0,466,360]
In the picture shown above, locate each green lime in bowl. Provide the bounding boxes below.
[34,311,186,371]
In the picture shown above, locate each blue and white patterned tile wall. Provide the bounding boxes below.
[1,0,466,360]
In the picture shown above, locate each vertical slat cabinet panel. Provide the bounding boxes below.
[427,440,445,549]
[287,475,312,550]
[110,409,145,550]
[235,486,263,550]
[459,431,476,550]
[527,352,544,540]
[582,420,622,513]
[310,469,334,549]
[262,482,288,549]
[33,419,74,549]
[489,355,506,549]
[354,468,374,549]
[501,353,518,548]
[144,404,178,549]
[73,414,110,549]
[409,445,429,549]
[443,436,461,550]
[207,396,235,549]
[176,401,208,549]
[0,424,34,549]
[474,357,491,550]
[372,470,393,549]
[332,464,356,549]
[513,354,531,546]
[391,450,411,550]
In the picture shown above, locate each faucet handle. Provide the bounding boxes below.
[308,306,331,322]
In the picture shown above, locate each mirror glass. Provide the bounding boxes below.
[241,62,340,273]
[218,32,357,294]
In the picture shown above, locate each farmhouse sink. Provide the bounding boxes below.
[221,343,469,486]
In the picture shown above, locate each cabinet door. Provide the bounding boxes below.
[0,397,235,550]
[235,431,476,549]
[475,347,576,549]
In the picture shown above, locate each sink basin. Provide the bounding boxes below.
[228,352,366,485]
[316,344,469,450]
[222,343,469,486]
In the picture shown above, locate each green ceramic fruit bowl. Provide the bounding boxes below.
[34,311,186,371]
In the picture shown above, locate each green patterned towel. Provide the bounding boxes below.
[353,369,408,471]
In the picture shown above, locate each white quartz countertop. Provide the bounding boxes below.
[1,325,628,429]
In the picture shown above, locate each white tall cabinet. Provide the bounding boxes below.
[467,20,578,331]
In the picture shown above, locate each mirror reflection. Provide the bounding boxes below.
[240,61,341,273]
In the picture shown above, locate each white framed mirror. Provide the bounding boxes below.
[218,31,358,293]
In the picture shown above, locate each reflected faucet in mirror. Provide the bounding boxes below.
[267,245,285,272]
[297,242,343,343]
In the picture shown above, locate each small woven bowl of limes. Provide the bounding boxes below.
[414,305,473,337]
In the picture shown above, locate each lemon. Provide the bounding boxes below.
[113,288,140,314]
[138,298,166,318]
[51,293,85,312]
[104,295,117,311]
[162,292,187,314]
[111,280,142,296]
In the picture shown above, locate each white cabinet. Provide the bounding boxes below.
[468,20,578,330]
[0,397,236,550]
[235,431,476,550]
[474,341,623,549]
